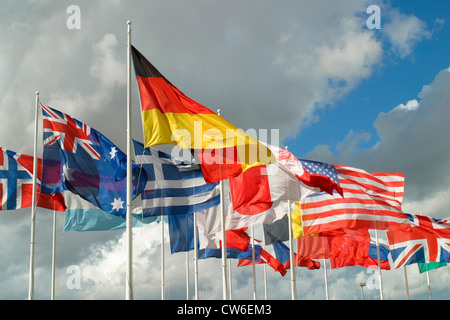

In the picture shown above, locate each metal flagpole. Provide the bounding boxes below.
[285,145,297,300]
[251,225,257,300]
[323,259,329,300]
[219,180,228,300]
[375,230,384,300]
[125,20,134,300]
[217,109,228,300]
[426,267,432,300]
[161,217,165,299]
[186,250,190,299]
[403,267,410,300]
[28,91,39,300]
[263,236,268,300]
[193,212,199,300]
[228,257,233,300]
[287,199,297,300]
[51,208,57,300]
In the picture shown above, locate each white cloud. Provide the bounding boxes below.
[383,9,432,58]
[306,68,450,219]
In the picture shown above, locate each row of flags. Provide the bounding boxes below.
[2,45,450,295]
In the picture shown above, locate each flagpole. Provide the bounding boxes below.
[161,217,165,300]
[217,109,228,300]
[323,259,329,300]
[263,236,268,300]
[186,250,190,299]
[193,212,199,300]
[125,20,134,301]
[426,267,432,300]
[228,258,233,300]
[51,208,57,300]
[375,230,384,300]
[251,225,257,300]
[286,145,297,300]
[403,267,410,300]
[28,91,39,300]
[287,199,297,300]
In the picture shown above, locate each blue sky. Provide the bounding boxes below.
[286,0,449,159]
[0,0,449,301]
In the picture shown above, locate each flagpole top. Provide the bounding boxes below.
[35,91,39,96]
[127,20,131,25]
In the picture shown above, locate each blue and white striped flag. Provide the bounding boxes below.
[132,141,220,216]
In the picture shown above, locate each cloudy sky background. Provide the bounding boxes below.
[0,0,449,300]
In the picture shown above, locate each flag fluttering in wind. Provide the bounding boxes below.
[387,213,450,268]
[0,147,65,211]
[131,45,275,183]
[132,140,220,217]
[41,104,146,218]
[301,165,409,235]
[327,229,390,270]
[263,201,303,245]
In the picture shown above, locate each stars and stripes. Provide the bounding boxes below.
[301,165,409,235]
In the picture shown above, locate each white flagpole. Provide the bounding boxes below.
[426,268,432,300]
[403,267,410,300]
[251,225,257,300]
[186,250,190,299]
[28,91,39,300]
[263,236,268,300]
[228,258,233,300]
[219,179,228,300]
[323,259,329,300]
[161,217,165,300]
[287,199,297,300]
[217,109,228,300]
[125,20,134,301]
[375,230,384,300]
[51,208,57,300]
[285,145,296,300]
[193,212,199,300]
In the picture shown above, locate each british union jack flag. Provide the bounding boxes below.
[387,214,450,268]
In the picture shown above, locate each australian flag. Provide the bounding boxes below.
[41,104,146,218]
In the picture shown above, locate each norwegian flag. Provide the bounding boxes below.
[0,148,35,210]
[387,214,450,268]
[0,147,65,211]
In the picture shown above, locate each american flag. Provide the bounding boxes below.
[387,214,450,268]
[301,164,410,235]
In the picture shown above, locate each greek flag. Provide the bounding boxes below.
[132,141,220,216]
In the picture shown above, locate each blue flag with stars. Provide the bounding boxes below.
[41,104,146,218]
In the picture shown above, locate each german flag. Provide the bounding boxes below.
[131,46,275,183]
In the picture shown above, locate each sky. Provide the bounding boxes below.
[0,0,449,300]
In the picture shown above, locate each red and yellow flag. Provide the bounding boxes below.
[131,46,274,183]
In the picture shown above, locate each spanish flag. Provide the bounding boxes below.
[131,46,275,183]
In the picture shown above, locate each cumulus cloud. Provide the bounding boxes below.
[306,68,450,218]
[383,8,432,58]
